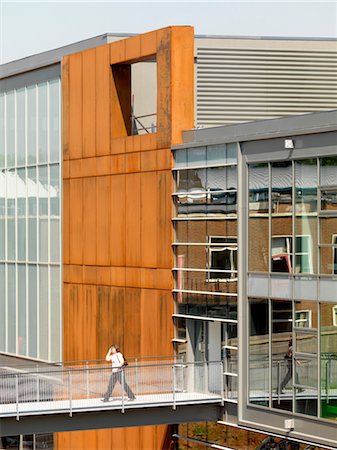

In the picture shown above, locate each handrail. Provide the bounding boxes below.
[0,359,222,378]
[0,354,180,370]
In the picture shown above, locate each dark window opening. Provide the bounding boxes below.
[111,58,157,137]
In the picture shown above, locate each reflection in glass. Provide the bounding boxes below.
[0,264,5,350]
[28,265,38,358]
[176,292,237,320]
[176,167,237,216]
[39,265,48,360]
[320,157,337,186]
[271,162,292,273]
[320,302,337,420]
[50,266,61,361]
[0,93,4,168]
[271,299,292,411]
[295,300,317,329]
[295,160,317,274]
[6,91,15,167]
[28,167,37,215]
[174,148,187,168]
[207,144,226,165]
[249,163,269,271]
[187,146,206,167]
[27,86,37,165]
[321,189,337,212]
[249,298,269,406]
[8,264,16,354]
[49,79,60,162]
[50,164,60,216]
[18,264,26,356]
[295,159,317,214]
[38,83,48,164]
[16,88,26,167]
[320,247,337,275]
[319,217,337,275]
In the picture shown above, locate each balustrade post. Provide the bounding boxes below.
[121,370,125,413]
[172,365,176,410]
[220,361,224,405]
[86,362,89,399]
[327,359,331,404]
[135,358,139,396]
[68,371,72,417]
[277,361,281,404]
[15,375,19,421]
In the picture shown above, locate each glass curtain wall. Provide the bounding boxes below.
[0,79,61,362]
[173,143,238,401]
[248,155,337,421]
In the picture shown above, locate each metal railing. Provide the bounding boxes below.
[0,360,223,419]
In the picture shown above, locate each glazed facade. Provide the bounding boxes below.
[173,112,337,448]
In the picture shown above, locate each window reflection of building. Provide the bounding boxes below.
[173,142,239,402]
[248,153,337,421]
[208,236,237,281]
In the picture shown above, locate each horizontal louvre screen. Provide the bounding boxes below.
[196,47,337,126]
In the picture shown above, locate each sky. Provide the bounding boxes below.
[0,0,336,64]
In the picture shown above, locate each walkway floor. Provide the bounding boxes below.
[0,391,222,418]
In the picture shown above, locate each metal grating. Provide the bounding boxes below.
[196,47,337,127]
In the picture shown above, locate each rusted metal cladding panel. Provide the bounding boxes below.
[56,425,174,450]
[60,26,194,450]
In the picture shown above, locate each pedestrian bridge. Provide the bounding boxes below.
[0,359,224,436]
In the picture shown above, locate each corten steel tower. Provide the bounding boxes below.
[59,26,194,449]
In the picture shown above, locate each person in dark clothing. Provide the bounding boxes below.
[279,339,303,393]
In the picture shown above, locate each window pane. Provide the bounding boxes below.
[0,218,4,260]
[38,83,48,164]
[271,162,292,273]
[295,159,317,214]
[207,144,226,165]
[50,266,60,361]
[39,218,48,262]
[0,93,4,168]
[187,146,206,167]
[50,218,60,263]
[227,143,237,165]
[18,264,26,356]
[320,247,336,275]
[28,264,37,358]
[176,292,237,320]
[7,217,15,261]
[272,299,292,411]
[39,265,49,360]
[249,298,269,406]
[17,168,26,216]
[249,163,269,271]
[49,164,60,216]
[0,264,5,351]
[7,263,16,354]
[16,88,26,166]
[17,218,26,261]
[38,165,48,216]
[28,167,37,215]
[320,302,337,420]
[321,189,337,212]
[174,148,187,168]
[320,157,337,186]
[49,79,60,162]
[27,85,37,165]
[28,218,37,261]
[6,91,15,167]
